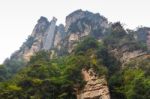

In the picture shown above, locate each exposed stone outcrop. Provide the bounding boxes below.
[10,9,149,64]
[4,9,150,99]
[147,31,150,50]
[77,69,110,99]
[43,17,57,50]
[65,9,109,32]
[64,10,110,53]
[11,17,59,61]
[9,10,112,62]
[31,16,49,37]
[121,50,146,62]
[111,47,146,64]
[136,27,150,42]
[65,9,86,31]
[53,24,66,49]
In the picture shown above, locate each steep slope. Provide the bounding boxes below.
[0,37,112,99]
[9,9,149,63]
[63,9,110,53]
[0,9,150,99]
[77,69,110,99]
[7,9,110,62]
[11,17,58,61]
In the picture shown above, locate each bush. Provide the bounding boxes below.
[75,36,99,54]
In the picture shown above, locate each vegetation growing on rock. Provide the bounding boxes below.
[0,10,149,99]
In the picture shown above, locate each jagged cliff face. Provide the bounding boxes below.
[136,27,150,50]
[4,9,150,99]
[147,31,150,50]
[53,24,65,48]
[62,10,110,53]
[22,17,50,60]
[9,9,150,63]
[11,17,48,61]
[15,9,149,63]
[11,17,61,61]
[77,69,110,99]
[136,27,150,42]
[11,9,110,61]
[8,10,112,98]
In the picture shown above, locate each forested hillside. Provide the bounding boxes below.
[0,10,149,99]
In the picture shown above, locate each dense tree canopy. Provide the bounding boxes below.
[0,28,149,99]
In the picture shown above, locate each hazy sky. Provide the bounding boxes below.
[0,0,150,64]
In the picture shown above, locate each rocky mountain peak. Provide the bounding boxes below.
[38,16,49,24]
[1,10,150,99]
[62,10,110,53]
[31,16,49,37]
[10,16,58,61]
[8,10,149,63]
[65,9,108,31]
[136,27,150,42]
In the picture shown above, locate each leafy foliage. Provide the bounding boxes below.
[28,50,51,65]
[24,36,35,49]
[0,22,149,99]
[109,57,150,99]
[0,58,26,81]
[103,22,147,51]
[74,36,99,54]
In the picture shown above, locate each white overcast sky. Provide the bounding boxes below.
[0,0,150,64]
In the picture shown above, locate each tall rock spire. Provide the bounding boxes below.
[43,17,57,50]
[9,16,58,61]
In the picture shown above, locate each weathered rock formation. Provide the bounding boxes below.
[136,27,150,43]
[64,10,110,52]
[147,31,150,50]
[8,9,150,63]
[11,17,64,61]
[11,16,50,61]
[43,17,57,50]
[53,24,65,48]
[111,47,146,63]
[4,9,150,99]
[77,69,110,99]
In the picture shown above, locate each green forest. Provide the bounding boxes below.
[0,23,150,99]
